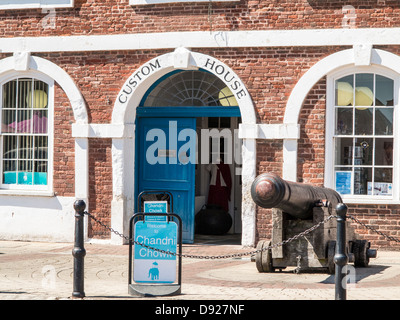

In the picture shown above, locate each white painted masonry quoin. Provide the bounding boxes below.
[0,0,74,10]
[2,28,400,53]
[0,53,89,242]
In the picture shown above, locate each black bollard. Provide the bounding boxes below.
[72,200,86,298]
[334,203,348,300]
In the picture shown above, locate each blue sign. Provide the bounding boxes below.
[134,220,177,283]
[144,201,168,213]
[335,171,352,195]
[144,201,168,222]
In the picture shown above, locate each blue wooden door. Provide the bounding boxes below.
[136,117,196,243]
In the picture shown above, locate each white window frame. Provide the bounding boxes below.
[130,0,239,5]
[0,71,54,195]
[325,65,400,204]
[0,0,74,10]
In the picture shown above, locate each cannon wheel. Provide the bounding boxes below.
[327,240,336,274]
[353,240,370,267]
[255,240,274,272]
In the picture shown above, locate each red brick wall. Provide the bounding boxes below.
[88,138,113,238]
[0,40,397,247]
[0,0,399,248]
[53,84,75,196]
[253,56,400,250]
[0,0,399,37]
[30,47,400,247]
[297,77,326,186]
[347,205,400,249]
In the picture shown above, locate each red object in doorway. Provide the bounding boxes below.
[207,163,232,212]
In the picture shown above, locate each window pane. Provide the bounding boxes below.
[3,160,16,184]
[3,160,15,171]
[34,136,48,160]
[375,139,393,165]
[374,168,392,183]
[375,108,393,135]
[2,110,16,133]
[354,167,371,195]
[335,75,353,106]
[370,167,392,196]
[15,109,32,133]
[3,80,16,109]
[375,75,394,106]
[32,110,48,134]
[142,70,228,107]
[34,160,47,173]
[34,161,47,185]
[3,135,17,159]
[1,78,49,187]
[335,108,353,135]
[355,74,374,107]
[18,79,32,109]
[18,136,33,159]
[31,80,48,109]
[18,160,33,185]
[354,138,373,165]
[335,137,353,165]
[355,108,373,135]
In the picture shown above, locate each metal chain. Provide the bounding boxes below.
[347,214,400,243]
[85,211,131,242]
[86,211,400,258]
[85,211,336,259]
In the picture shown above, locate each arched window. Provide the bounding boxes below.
[140,70,238,107]
[0,74,53,191]
[326,67,398,201]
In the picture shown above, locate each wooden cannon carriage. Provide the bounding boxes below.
[251,173,377,274]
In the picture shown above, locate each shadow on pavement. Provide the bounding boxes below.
[320,265,389,284]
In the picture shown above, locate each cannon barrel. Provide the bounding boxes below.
[251,172,342,219]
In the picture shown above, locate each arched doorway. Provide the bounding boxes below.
[135,69,242,243]
[111,49,257,246]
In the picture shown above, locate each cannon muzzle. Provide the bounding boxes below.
[251,172,342,219]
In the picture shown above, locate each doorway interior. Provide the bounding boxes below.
[195,116,242,236]
[135,69,243,244]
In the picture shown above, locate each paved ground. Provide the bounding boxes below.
[1,236,400,303]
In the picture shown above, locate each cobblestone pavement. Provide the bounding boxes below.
[1,238,400,301]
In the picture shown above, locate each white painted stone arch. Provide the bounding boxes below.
[112,48,256,124]
[0,54,88,124]
[283,47,400,182]
[0,55,89,199]
[27,55,89,201]
[110,48,257,246]
[0,53,88,242]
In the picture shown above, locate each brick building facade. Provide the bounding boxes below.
[0,0,399,250]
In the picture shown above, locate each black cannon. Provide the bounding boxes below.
[251,172,377,273]
[251,172,343,220]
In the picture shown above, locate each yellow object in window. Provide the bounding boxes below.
[26,90,48,109]
[336,82,353,106]
[218,86,238,107]
[355,87,373,108]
